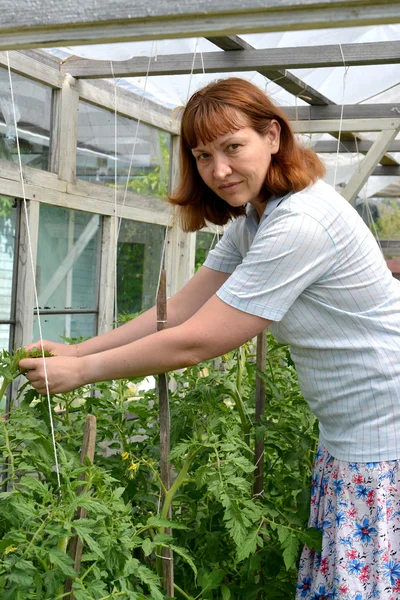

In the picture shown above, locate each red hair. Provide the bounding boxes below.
[169,77,325,232]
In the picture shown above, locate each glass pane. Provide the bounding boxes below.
[117,220,165,317]
[36,205,100,312]
[0,66,51,170]
[33,313,97,344]
[0,324,10,352]
[76,101,170,198]
[195,231,218,272]
[0,196,16,319]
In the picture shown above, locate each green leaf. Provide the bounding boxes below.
[282,535,300,571]
[47,548,76,577]
[237,528,263,562]
[142,537,154,557]
[221,584,231,600]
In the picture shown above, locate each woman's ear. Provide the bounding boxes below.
[268,119,281,154]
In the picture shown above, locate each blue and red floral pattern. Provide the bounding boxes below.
[296,445,400,599]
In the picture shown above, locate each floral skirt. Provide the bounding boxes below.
[296,444,400,599]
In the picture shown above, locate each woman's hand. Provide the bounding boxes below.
[25,340,79,358]
[18,356,87,394]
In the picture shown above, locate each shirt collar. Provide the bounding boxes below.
[245,192,291,234]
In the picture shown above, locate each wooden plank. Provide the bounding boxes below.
[207,34,332,105]
[75,79,179,135]
[0,177,173,225]
[311,140,400,153]
[371,165,400,176]
[56,75,80,182]
[285,104,400,121]
[63,41,400,79]
[341,127,400,205]
[294,118,400,133]
[0,1,399,50]
[14,199,40,349]
[97,216,117,335]
[0,159,66,192]
[67,179,172,218]
[0,49,62,87]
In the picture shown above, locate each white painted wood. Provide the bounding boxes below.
[75,79,179,135]
[0,1,398,49]
[294,118,400,133]
[64,41,400,79]
[14,199,40,348]
[0,50,62,87]
[38,215,100,306]
[341,127,400,205]
[97,215,117,335]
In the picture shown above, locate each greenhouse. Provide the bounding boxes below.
[0,1,400,599]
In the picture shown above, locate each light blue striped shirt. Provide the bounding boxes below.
[204,180,400,462]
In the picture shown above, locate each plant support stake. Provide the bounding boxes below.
[157,269,174,597]
[64,414,97,600]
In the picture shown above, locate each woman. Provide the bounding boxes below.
[21,77,400,598]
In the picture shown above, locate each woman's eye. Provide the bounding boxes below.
[228,144,240,152]
[196,153,209,161]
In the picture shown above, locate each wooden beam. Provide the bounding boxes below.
[341,127,400,205]
[372,165,400,176]
[0,1,399,50]
[207,34,332,106]
[0,50,63,87]
[62,41,400,79]
[311,140,400,153]
[14,200,40,348]
[294,118,400,133]
[97,216,117,335]
[285,104,400,121]
[50,75,79,181]
[0,173,173,226]
[76,79,180,135]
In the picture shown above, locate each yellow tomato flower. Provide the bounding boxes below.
[121,451,129,461]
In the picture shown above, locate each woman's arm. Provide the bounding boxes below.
[20,294,271,394]
[26,266,231,357]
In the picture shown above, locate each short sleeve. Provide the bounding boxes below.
[203,219,244,274]
[217,209,336,321]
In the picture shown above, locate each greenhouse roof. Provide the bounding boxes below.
[1,0,400,198]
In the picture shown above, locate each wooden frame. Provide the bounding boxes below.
[0,0,399,50]
[62,41,400,79]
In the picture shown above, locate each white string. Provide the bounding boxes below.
[186,38,200,102]
[333,45,350,189]
[6,52,61,490]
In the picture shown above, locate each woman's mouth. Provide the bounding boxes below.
[219,182,242,192]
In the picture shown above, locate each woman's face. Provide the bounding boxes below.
[192,115,280,214]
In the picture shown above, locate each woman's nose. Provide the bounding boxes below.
[213,157,232,179]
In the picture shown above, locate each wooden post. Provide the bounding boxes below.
[254,331,266,498]
[156,270,174,597]
[64,414,97,600]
